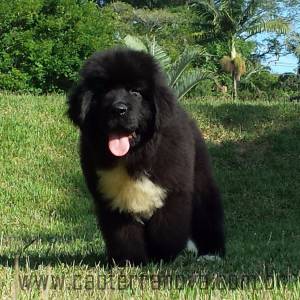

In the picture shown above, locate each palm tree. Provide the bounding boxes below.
[124,35,212,100]
[192,0,290,99]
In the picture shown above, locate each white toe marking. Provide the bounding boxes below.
[186,239,198,255]
[197,255,221,262]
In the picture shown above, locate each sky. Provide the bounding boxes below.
[267,54,298,74]
[259,40,299,74]
[260,35,299,74]
[258,22,299,74]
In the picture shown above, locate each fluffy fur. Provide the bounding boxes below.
[67,48,225,265]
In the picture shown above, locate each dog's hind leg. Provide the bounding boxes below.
[191,182,225,258]
[191,132,225,258]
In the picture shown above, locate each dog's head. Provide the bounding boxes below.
[67,48,175,157]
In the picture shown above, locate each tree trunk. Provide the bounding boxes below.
[233,72,238,100]
[231,38,238,100]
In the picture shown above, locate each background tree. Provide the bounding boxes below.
[286,32,300,99]
[105,0,188,8]
[287,32,300,74]
[109,1,196,59]
[0,0,120,93]
[191,0,290,99]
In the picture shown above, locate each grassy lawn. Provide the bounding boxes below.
[0,92,300,299]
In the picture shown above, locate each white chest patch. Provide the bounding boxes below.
[97,165,167,219]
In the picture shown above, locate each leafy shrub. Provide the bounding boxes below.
[278,73,300,94]
[0,0,120,93]
[110,2,196,60]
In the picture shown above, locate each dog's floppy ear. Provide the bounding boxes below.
[153,83,176,130]
[67,81,93,127]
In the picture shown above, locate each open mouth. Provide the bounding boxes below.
[108,131,137,157]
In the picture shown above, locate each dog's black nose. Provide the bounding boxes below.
[112,103,128,116]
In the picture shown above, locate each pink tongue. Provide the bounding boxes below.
[108,134,130,157]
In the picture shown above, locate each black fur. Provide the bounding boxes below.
[67,48,225,265]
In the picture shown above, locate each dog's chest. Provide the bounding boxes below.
[97,165,167,219]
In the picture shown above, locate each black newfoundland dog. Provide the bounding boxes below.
[67,48,225,265]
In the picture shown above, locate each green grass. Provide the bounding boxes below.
[0,93,300,299]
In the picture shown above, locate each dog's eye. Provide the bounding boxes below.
[129,89,141,97]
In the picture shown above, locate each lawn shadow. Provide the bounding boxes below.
[187,101,295,131]
[208,122,300,273]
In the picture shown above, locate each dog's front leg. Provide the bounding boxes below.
[96,204,148,266]
[145,191,192,261]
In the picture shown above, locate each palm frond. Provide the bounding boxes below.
[222,9,236,27]
[193,0,218,16]
[168,49,204,88]
[124,35,171,71]
[124,35,148,52]
[145,37,171,71]
[239,0,260,26]
[247,19,290,36]
[174,70,212,101]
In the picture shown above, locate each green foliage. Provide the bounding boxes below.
[0,0,119,93]
[146,37,172,70]
[239,73,277,100]
[106,0,187,8]
[246,70,278,92]
[174,68,212,100]
[238,70,299,101]
[124,35,171,70]
[112,2,197,59]
[189,78,216,97]
[123,35,148,52]
[278,73,300,93]
[247,19,290,37]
